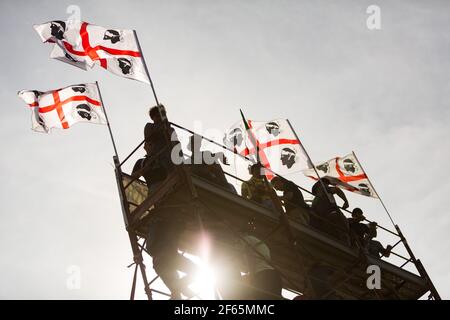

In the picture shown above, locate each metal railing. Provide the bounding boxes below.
[116,120,439,299]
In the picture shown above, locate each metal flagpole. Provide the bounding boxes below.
[351,150,396,227]
[239,109,307,277]
[133,30,160,106]
[240,109,259,164]
[286,119,335,204]
[95,81,119,161]
[352,151,441,299]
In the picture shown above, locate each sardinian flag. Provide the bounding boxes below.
[225,119,310,179]
[223,121,250,156]
[16,90,48,133]
[245,120,311,179]
[302,153,379,198]
[18,83,106,132]
[33,20,151,84]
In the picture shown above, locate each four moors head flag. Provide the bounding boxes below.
[33,20,151,84]
[224,114,313,180]
[302,152,379,198]
[18,83,107,133]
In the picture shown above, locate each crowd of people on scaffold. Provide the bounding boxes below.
[130,105,393,300]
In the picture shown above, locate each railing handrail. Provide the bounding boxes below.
[120,122,401,236]
[119,122,411,262]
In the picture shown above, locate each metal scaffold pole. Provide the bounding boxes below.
[113,155,153,300]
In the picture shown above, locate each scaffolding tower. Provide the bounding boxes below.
[113,119,441,300]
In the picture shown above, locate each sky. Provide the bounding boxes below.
[0,0,449,299]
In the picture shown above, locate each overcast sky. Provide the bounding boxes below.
[0,0,449,299]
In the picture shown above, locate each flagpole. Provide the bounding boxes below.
[95,81,119,161]
[239,110,292,221]
[133,30,160,106]
[351,150,396,227]
[240,109,259,164]
[286,119,335,204]
[239,109,307,276]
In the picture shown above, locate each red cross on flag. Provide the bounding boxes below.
[225,119,310,179]
[18,83,106,133]
[34,20,151,84]
[302,153,379,198]
[223,121,251,156]
[245,119,310,179]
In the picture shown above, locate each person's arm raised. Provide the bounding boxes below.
[330,186,349,210]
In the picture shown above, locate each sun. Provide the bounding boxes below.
[182,252,216,300]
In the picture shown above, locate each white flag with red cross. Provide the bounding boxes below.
[223,121,251,156]
[245,119,311,179]
[34,20,151,84]
[18,83,106,132]
[225,119,311,179]
[302,153,379,198]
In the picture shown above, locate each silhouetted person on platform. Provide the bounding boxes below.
[131,141,168,194]
[134,105,197,299]
[271,176,310,224]
[347,207,369,247]
[187,134,232,190]
[241,163,274,210]
[143,105,181,182]
[365,222,392,258]
[311,178,350,244]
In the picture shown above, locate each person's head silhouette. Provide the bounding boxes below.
[148,105,166,124]
[249,163,264,178]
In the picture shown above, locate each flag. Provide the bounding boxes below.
[224,119,310,179]
[34,20,151,84]
[247,119,311,178]
[18,83,106,132]
[302,153,379,198]
[223,121,251,156]
[17,90,49,133]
